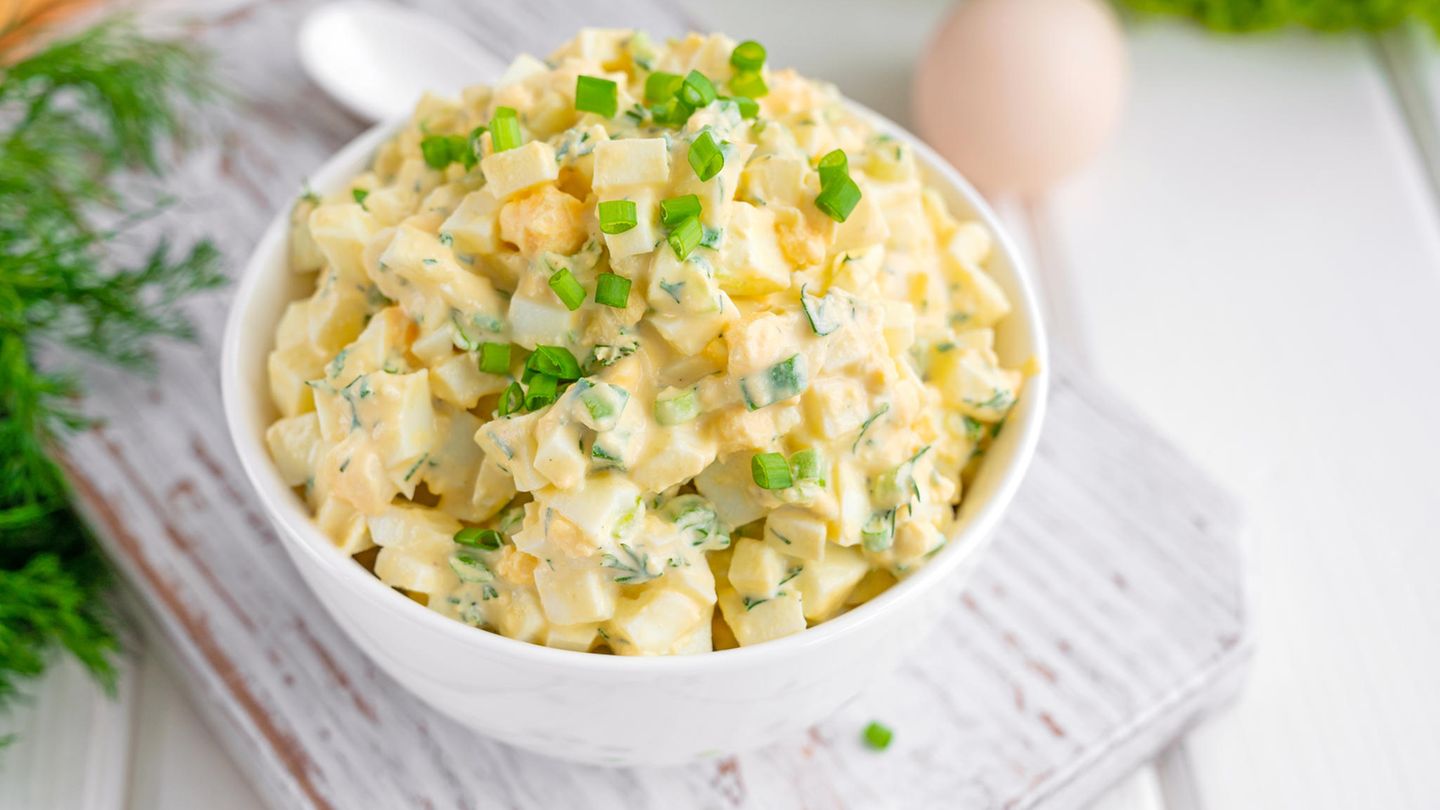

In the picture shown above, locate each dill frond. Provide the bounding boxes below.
[1117,0,1440,35]
[0,17,220,717]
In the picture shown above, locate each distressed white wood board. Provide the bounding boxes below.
[49,0,1244,808]
[1047,21,1440,810]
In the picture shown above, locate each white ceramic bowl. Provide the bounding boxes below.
[222,102,1049,766]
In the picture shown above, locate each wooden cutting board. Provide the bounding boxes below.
[57,0,1251,807]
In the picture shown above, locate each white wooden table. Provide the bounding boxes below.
[4,2,1440,807]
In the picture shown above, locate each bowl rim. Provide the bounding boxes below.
[221,99,1050,673]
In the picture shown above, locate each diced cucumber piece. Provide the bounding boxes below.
[739,354,809,411]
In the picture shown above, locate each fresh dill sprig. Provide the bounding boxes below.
[0,17,221,721]
[1117,0,1440,35]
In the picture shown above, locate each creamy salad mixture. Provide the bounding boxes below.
[265,30,1024,655]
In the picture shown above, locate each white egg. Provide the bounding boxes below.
[913,0,1128,196]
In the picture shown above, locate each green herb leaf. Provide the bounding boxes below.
[0,18,220,717]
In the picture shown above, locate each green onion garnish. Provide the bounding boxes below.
[730,40,767,72]
[862,721,893,751]
[421,134,470,170]
[751,452,793,490]
[419,135,449,168]
[594,272,631,308]
[650,97,693,127]
[454,527,503,550]
[861,508,896,551]
[659,194,701,227]
[688,131,725,182]
[478,342,510,375]
[815,174,861,222]
[654,387,700,425]
[729,70,768,99]
[597,199,637,234]
[351,188,369,206]
[790,448,824,484]
[817,149,848,187]
[489,106,522,152]
[548,266,586,311]
[679,69,718,108]
[644,71,683,104]
[527,345,582,380]
[667,215,703,259]
[449,553,494,583]
[524,373,558,410]
[498,381,524,416]
[575,75,619,118]
[576,381,629,430]
[723,95,759,120]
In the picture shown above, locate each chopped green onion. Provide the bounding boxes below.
[871,445,931,507]
[815,174,862,222]
[449,553,494,583]
[590,440,626,471]
[419,135,448,168]
[730,40,767,72]
[667,215,703,259]
[650,97,693,127]
[801,285,844,336]
[790,448,824,485]
[659,194,701,227]
[862,721,893,751]
[454,527,503,550]
[457,134,479,169]
[577,381,629,430]
[598,199,638,234]
[421,134,468,170]
[722,95,759,120]
[548,266,586,311]
[478,342,511,375]
[644,70,683,104]
[739,354,809,410]
[751,452,793,490]
[575,74,619,118]
[817,149,849,187]
[861,508,896,552]
[729,69,768,99]
[688,130,725,182]
[498,381,524,416]
[489,106,522,152]
[595,272,631,308]
[679,69,718,108]
[654,387,700,425]
[524,373,558,410]
[527,345,582,380]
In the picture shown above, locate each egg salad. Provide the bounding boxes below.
[265,30,1024,655]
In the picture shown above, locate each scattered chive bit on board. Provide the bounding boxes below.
[863,721,894,750]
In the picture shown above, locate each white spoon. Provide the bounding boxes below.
[298,0,506,123]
